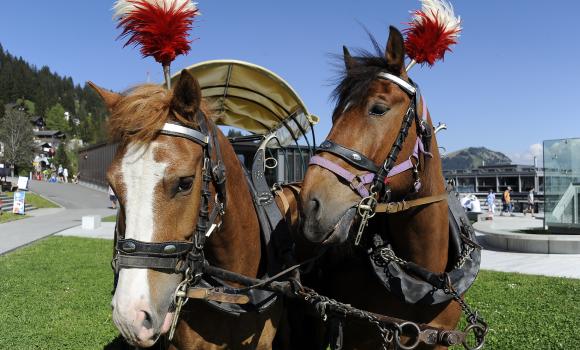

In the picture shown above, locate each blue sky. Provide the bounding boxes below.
[1,0,579,164]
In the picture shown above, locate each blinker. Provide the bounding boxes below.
[164,244,177,254]
[122,241,136,252]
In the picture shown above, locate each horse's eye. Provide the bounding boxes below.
[369,103,390,116]
[177,177,194,193]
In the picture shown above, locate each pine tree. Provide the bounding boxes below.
[0,44,108,146]
[54,143,70,171]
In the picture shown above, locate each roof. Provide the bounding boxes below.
[34,130,66,138]
[171,60,318,147]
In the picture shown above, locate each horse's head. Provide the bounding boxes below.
[301,26,430,245]
[91,71,212,347]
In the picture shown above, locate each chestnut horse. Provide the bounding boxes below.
[91,71,301,349]
[299,27,482,349]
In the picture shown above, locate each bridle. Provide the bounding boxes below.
[111,110,227,338]
[308,71,441,244]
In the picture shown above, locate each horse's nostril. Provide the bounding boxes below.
[311,197,320,211]
[141,310,153,330]
[307,196,323,220]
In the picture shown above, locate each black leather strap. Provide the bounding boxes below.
[317,140,380,173]
[117,238,194,257]
[116,255,185,272]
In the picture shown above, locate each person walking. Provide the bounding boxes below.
[486,189,496,220]
[501,186,514,216]
[526,188,535,217]
[57,165,63,182]
[63,168,69,183]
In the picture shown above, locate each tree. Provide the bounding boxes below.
[0,107,34,173]
[53,143,70,171]
[45,103,71,133]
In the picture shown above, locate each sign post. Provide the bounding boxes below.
[12,191,26,215]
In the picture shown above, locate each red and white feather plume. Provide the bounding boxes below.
[404,0,461,71]
[113,0,199,87]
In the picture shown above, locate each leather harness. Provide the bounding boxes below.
[306,71,487,349]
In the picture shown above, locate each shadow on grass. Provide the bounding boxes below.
[103,335,165,350]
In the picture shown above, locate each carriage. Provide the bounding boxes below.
[105,1,487,349]
[170,59,319,186]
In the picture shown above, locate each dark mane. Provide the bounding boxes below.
[107,84,212,144]
[331,35,401,119]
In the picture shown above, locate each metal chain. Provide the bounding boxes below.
[454,245,474,270]
[443,278,488,350]
[377,246,409,266]
[298,288,409,350]
[372,243,488,350]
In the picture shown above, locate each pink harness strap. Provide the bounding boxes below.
[387,136,432,178]
[309,96,433,198]
[309,156,375,197]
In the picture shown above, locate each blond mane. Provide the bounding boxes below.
[108,84,212,143]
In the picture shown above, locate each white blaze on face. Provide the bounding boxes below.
[112,142,169,322]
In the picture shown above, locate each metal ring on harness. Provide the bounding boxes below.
[462,323,487,350]
[394,321,421,350]
[265,157,278,169]
[357,196,378,218]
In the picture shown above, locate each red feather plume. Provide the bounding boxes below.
[404,0,461,67]
[115,0,199,66]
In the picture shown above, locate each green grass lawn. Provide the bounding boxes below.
[0,236,118,350]
[102,214,117,222]
[0,212,28,223]
[4,191,60,209]
[0,236,578,349]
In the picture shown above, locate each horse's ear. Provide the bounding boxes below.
[385,26,406,74]
[87,82,121,110]
[343,46,356,71]
[171,69,202,121]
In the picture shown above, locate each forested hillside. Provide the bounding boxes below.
[0,43,108,145]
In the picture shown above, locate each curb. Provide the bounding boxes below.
[474,221,580,254]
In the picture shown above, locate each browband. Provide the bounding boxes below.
[160,122,209,145]
[377,72,416,95]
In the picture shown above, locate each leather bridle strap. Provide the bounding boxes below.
[317,140,381,173]
[375,193,448,214]
[160,122,209,145]
[377,72,416,95]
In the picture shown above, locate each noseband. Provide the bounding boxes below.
[112,110,227,289]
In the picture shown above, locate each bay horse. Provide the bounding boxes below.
[90,70,301,349]
[299,26,482,349]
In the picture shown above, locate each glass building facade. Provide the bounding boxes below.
[543,138,580,233]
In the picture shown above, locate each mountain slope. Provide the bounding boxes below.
[442,147,511,170]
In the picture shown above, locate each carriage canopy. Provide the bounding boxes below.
[171,60,318,148]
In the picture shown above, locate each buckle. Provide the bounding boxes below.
[349,175,363,191]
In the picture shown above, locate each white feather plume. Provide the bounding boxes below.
[113,0,198,19]
[414,0,461,34]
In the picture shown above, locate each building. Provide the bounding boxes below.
[444,164,544,212]
[444,164,543,194]
[543,138,580,233]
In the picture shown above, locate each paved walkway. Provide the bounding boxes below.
[0,179,115,255]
